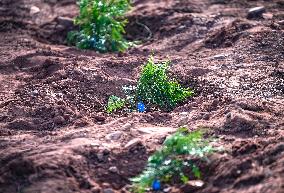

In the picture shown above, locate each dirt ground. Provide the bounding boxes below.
[0,0,284,192]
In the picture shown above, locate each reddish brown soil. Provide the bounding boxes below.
[0,0,284,193]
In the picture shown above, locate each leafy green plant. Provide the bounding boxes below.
[131,128,214,193]
[68,0,133,52]
[136,56,193,111]
[106,95,125,113]
[105,56,193,113]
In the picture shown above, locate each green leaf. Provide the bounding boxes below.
[192,164,201,179]
[180,173,189,184]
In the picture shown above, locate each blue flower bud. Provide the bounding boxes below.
[137,102,146,113]
[152,179,161,191]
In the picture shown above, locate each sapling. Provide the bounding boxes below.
[68,0,133,52]
[136,56,193,111]
[106,95,125,113]
[131,128,214,193]
[106,56,193,113]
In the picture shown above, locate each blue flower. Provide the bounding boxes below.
[152,179,161,191]
[137,102,146,112]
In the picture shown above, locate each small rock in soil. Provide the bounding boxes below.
[53,115,65,125]
[30,6,40,15]
[109,166,119,173]
[103,188,115,193]
[180,112,189,116]
[96,153,105,162]
[263,13,273,20]
[56,16,74,29]
[178,116,188,126]
[94,115,106,122]
[163,186,172,192]
[137,127,151,134]
[102,149,110,155]
[202,113,210,120]
[158,136,167,144]
[247,6,265,19]
[74,119,89,128]
[121,185,132,192]
[226,112,232,119]
[130,128,139,136]
[178,112,188,126]
[122,123,132,131]
[137,126,173,134]
[181,180,204,192]
[212,54,227,60]
[106,131,123,141]
[125,138,142,149]
[79,178,94,189]
[277,20,284,29]
[30,90,39,96]
[91,187,101,193]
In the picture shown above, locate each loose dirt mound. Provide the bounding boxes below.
[0,0,283,193]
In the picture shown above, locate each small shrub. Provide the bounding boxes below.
[131,128,214,193]
[106,95,125,113]
[68,0,132,52]
[136,56,193,111]
[106,56,193,113]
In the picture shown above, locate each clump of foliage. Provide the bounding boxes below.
[131,128,214,193]
[136,56,193,111]
[68,0,132,52]
[105,56,193,113]
[106,95,125,113]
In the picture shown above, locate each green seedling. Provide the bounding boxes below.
[136,56,193,111]
[131,128,214,193]
[106,56,193,113]
[106,95,125,113]
[68,0,133,52]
